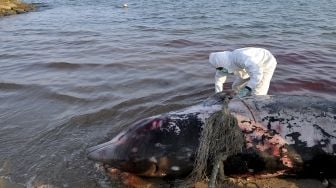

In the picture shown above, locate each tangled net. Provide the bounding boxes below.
[182,97,245,187]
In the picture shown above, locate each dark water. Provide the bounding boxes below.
[0,0,335,187]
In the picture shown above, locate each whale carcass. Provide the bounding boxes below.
[87,93,336,178]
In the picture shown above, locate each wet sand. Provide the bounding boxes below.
[103,167,336,188]
[209,177,336,188]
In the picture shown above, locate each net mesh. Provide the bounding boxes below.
[182,97,245,187]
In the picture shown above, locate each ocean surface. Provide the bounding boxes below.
[0,0,335,187]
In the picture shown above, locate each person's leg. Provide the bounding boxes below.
[254,65,276,95]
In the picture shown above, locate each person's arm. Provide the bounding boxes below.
[215,70,227,93]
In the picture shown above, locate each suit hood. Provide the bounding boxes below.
[209,51,233,73]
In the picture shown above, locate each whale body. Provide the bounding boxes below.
[87,93,336,178]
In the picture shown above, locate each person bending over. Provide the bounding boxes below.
[209,47,277,97]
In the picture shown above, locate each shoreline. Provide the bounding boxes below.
[0,0,34,16]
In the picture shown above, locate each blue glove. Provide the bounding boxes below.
[238,86,252,98]
[216,67,231,75]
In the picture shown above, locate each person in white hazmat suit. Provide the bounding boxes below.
[209,47,277,97]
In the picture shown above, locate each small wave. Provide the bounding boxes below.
[46,62,81,69]
[68,108,119,126]
[162,39,203,48]
[45,92,92,103]
[63,39,99,46]
[32,3,49,9]
[68,93,175,126]
[125,78,173,89]
[321,31,336,38]
[276,52,311,65]
[135,25,165,32]
[0,54,22,59]
[43,62,102,69]
[0,82,26,90]
[31,2,51,12]
[103,62,138,69]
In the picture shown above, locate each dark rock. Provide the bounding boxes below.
[15,8,25,14]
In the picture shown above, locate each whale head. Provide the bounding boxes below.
[87,114,202,177]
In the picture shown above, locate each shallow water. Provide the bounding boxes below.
[0,0,335,187]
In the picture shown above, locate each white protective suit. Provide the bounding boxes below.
[209,47,277,95]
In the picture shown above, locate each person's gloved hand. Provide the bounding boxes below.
[216,67,232,76]
[238,86,252,98]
